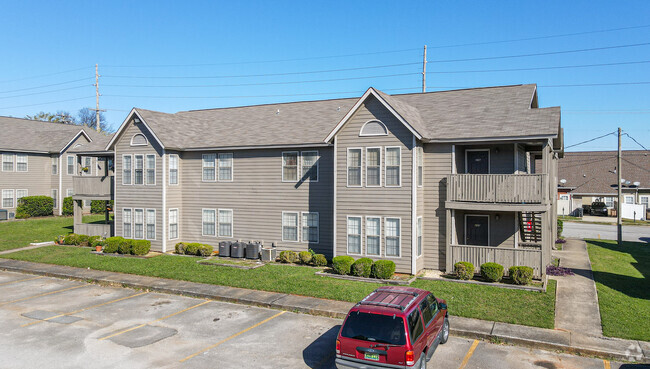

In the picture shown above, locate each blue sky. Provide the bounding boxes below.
[0,0,648,151]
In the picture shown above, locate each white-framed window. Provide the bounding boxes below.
[282,152,298,182]
[16,189,27,204]
[218,153,233,181]
[16,153,28,172]
[640,195,649,207]
[134,209,144,239]
[51,189,58,209]
[301,151,318,182]
[146,209,156,240]
[146,154,156,185]
[385,218,401,257]
[624,195,635,204]
[134,155,144,185]
[2,190,14,208]
[359,120,388,136]
[202,209,216,236]
[385,147,401,187]
[218,209,233,237]
[559,194,570,200]
[51,157,58,175]
[347,148,362,187]
[123,208,132,238]
[282,211,299,241]
[202,154,216,182]
[169,209,179,240]
[347,216,362,255]
[169,154,179,185]
[417,217,423,257]
[417,147,423,187]
[66,188,74,197]
[2,153,13,172]
[130,133,148,146]
[366,147,381,187]
[366,216,381,256]
[302,212,319,243]
[122,155,132,185]
[81,156,92,176]
[67,155,75,175]
[604,197,614,208]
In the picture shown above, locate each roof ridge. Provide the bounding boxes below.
[390,83,533,97]
[180,95,358,113]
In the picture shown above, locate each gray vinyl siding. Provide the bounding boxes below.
[179,148,333,256]
[0,152,53,209]
[422,143,452,270]
[455,144,515,174]
[453,210,516,248]
[165,150,183,242]
[335,95,414,273]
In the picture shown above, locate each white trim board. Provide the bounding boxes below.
[105,109,165,151]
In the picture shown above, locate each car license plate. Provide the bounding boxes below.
[364,353,379,361]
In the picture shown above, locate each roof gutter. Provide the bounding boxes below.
[181,142,332,152]
[423,134,556,143]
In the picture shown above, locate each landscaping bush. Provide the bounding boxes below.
[54,235,64,245]
[351,257,373,278]
[175,242,186,255]
[480,262,504,282]
[312,254,327,267]
[76,234,90,246]
[104,236,123,253]
[371,260,396,279]
[15,196,54,218]
[298,251,312,264]
[454,261,475,280]
[184,243,201,256]
[132,240,151,256]
[197,244,213,257]
[89,236,104,248]
[279,250,298,263]
[90,200,114,214]
[63,233,79,246]
[117,239,134,254]
[331,255,355,275]
[509,266,534,285]
[557,218,563,237]
[62,197,73,216]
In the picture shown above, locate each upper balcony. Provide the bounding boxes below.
[72,176,114,200]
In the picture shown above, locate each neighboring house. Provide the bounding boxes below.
[104,84,562,277]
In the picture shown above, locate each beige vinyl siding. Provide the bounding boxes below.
[453,210,516,248]
[0,152,52,209]
[422,143,452,270]
[335,95,413,273]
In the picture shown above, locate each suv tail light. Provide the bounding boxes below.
[336,339,341,355]
[405,350,415,366]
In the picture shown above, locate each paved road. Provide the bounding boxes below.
[563,221,650,242]
[0,270,641,368]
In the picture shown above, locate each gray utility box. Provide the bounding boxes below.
[260,248,277,262]
[0,209,7,221]
[230,242,246,258]
[246,242,261,260]
[219,241,232,257]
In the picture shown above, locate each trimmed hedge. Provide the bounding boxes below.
[298,251,313,265]
[77,234,90,247]
[557,218,563,237]
[117,239,134,254]
[480,262,504,282]
[454,261,474,280]
[509,266,534,285]
[279,250,298,263]
[63,233,79,246]
[174,242,213,256]
[312,254,327,267]
[132,240,151,256]
[89,236,104,248]
[104,237,123,253]
[62,197,73,216]
[197,244,213,257]
[332,256,355,275]
[90,200,114,214]
[175,242,186,254]
[371,260,396,279]
[15,196,54,218]
[351,258,373,278]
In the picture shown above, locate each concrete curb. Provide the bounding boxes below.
[0,259,647,364]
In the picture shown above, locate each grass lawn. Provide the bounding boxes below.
[0,245,556,328]
[0,215,106,251]
[586,239,649,341]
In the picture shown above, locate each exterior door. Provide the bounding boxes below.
[466,215,489,246]
[466,150,489,174]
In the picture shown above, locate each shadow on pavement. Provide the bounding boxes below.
[302,325,340,369]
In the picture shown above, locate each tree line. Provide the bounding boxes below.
[25,108,112,132]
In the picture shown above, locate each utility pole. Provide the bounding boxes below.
[92,64,106,132]
[617,127,622,245]
[422,45,427,93]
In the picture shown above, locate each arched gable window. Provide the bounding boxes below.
[130,133,148,146]
[359,120,388,136]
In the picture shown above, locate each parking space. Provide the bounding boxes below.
[0,270,640,368]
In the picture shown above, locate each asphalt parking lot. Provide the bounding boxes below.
[0,270,642,369]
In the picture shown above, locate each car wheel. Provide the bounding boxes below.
[440,317,450,344]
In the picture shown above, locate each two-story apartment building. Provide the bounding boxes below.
[105,84,562,277]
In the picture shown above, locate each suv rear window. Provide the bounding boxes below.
[341,312,406,345]
[407,309,424,344]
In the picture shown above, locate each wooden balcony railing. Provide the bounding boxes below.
[447,174,547,204]
[449,244,543,278]
[72,176,113,198]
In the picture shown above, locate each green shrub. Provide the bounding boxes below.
[197,244,213,257]
[175,242,186,255]
[331,255,355,275]
[15,196,54,218]
[62,197,73,216]
[89,236,104,248]
[279,250,298,263]
[132,240,151,255]
[312,254,327,267]
[557,218,563,237]
[104,237,123,253]
[54,235,64,245]
[480,262,504,282]
[351,258,373,278]
[76,234,90,246]
[117,239,134,254]
[371,260,396,279]
[454,261,475,280]
[509,266,534,285]
[90,200,114,214]
[63,233,79,246]
[184,243,201,256]
[298,251,313,264]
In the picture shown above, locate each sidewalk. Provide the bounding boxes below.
[0,258,647,363]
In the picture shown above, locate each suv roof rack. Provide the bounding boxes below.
[357,287,420,312]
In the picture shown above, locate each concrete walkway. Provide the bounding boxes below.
[0,242,54,255]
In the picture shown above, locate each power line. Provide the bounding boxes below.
[565,131,618,149]
[0,96,94,110]
[564,110,650,114]
[0,78,93,94]
[623,133,649,151]
[426,60,650,74]
[540,81,650,87]
[0,67,90,84]
[0,85,91,100]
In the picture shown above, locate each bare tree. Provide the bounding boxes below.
[76,108,109,132]
[25,109,112,132]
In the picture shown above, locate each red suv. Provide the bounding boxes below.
[335,286,449,369]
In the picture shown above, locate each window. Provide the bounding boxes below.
[366,217,380,256]
[51,157,58,175]
[386,147,401,186]
[366,148,381,187]
[359,120,388,136]
[130,133,148,146]
[559,194,570,200]
[218,153,233,181]
[301,151,318,181]
[604,197,614,208]
[16,154,27,172]
[67,188,74,197]
[641,196,649,207]
[2,190,14,208]
[417,217,423,257]
[202,209,216,236]
[146,155,155,185]
[347,149,361,186]
[2,154,13,172]
[134,155,144,185]
[302,212,319,243]
[16,190,27,204]
[169,209,178,240]
[146,209,156,240]
[202,154,216,181]
[407,309,424,344]
[624,195,634,204]
[419,297,434,327]
[67,155,75,175]
[282,152,298,182]
[51,189,58,209]
[169,154,178,185]
[417,147,423,187]
[123,209,132,238]
[122,155,132,185]
[385,218,400,257]
[218,209,233,237]
[347,216,361,254]
[134,209,144,239]
[81,156,92,175]
[282,212,298,241]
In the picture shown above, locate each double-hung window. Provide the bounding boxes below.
[347,216,361,254]
[301,151,318,181]
[134,155,144,185]
[51,189,58,209]
[67,155,75,175]
[218,209,233,237]
[146,154,155,185]
[67,188,74,197]
[347,149,361,186]
[123,209,132,238]
[16,154,27,172]
[417,217,423,257]
[604,197,614,208]
[640,196,649,208]
[385,218,400,257]
[417,147,423,187]
[218,153,233,181]
[134,209,144,239]
[202,209,216,236]
[2,154,12,172]
[51,157,58,175]
[366,148,381,186]
[169,209,178,239]
[16,190,27,204]
[282,152,298,182]
[2,190,14,208]
[282,212,298,241]
[82,156,91,175]
[366,217,381,256]
[146,209,156,240]
[624,195,634,204]
[122,155,132,185]
[386,147,401,186]
[202,154,216,181]
[169,154,178,185]
[302,212,319,243]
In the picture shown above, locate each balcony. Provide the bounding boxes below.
[446,174,548,211]
[447,244,543,278]
[72,176,114,200]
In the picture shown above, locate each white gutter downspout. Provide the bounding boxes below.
[332,137,337,258]
[411,136,417,275]
[162,150,167,253]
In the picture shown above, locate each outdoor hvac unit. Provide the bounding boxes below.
[219,241,232,257]
[260,248,277,262]
[230,242,246,258]
[0,209,7,221]
[246,242,262,260]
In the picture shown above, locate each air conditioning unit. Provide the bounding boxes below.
[8,212,15,219]
[0,209,7,221]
